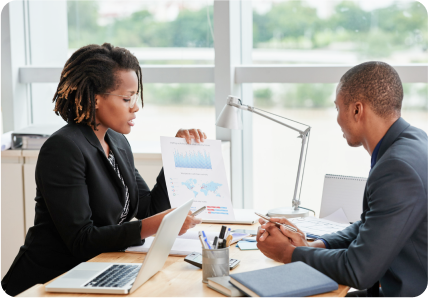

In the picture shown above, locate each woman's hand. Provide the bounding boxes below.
[140,210,202,239]
[175,128,207,144]
[179,211,202,236]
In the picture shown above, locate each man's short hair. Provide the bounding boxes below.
[339,61,403,118]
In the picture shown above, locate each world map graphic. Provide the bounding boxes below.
[181,179,222,198]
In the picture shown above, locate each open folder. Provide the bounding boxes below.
[126,230,250,256]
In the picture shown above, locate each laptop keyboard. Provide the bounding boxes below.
[84,264,140,288]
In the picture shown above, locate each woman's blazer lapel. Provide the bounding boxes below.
[76,123,137,213]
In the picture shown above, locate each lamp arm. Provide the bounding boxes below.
[292,132,309,210]
[230,102,309,136]
[229,101,311,211]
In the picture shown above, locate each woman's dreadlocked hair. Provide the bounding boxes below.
[53,43,143,128]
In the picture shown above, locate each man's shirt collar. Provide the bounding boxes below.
[371,137,384,170]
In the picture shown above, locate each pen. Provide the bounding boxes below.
[198,231,207,249]
[254,212,298,233]
[202,231,212,249]
[225,228,231,239]
[219,225,227,239]
[213,236,219,249]
[192,206,206,217]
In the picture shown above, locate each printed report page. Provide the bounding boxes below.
[160,136,235,220]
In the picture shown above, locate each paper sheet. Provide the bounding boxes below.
[126,230,226,256]
[177,230,216,241]
[126,237,203,256]
[0,131,12,152]
[289,216,350,238]
[321,208,350,224]
[160,137,235,221]
[230,233,250,244]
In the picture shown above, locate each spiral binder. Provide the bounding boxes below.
[320,174,368,223]
[325,174,367,182]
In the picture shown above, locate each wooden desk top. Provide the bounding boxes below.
[17,223,349,297]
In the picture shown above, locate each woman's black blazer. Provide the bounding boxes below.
[2,121,171,296]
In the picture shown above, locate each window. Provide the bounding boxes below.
[251,82,427,211]
[252,1,427,64]
[67,1,214,64]
[126,83,215,142]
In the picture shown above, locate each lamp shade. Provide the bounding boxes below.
[215,103,243,130]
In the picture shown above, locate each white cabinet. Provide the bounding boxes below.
[1,151,25,279]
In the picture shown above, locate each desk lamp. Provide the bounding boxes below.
[216,95,311,218]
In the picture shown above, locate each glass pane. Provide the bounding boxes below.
[252,1,427,64]
[250,83,428,213]
[126,84,215,142]
[29,83,215,144]
[67,1,214,64]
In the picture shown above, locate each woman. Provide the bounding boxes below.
[1,43,204,296]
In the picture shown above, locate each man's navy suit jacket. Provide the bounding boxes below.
[292,118,427,297]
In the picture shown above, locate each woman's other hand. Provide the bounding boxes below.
[176,128,207,144]
[179,211,202,236]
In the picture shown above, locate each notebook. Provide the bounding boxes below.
[320,174,367,223]
[207,276,245,297]
[229,261,338,297]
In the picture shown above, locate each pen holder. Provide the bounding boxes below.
[202,247,229,283]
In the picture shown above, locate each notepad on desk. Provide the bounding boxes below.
[126,230,249,256]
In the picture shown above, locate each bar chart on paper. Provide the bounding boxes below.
[173,149,212,169]
[161,137,235,221]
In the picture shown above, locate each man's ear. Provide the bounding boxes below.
[354,102,363,120]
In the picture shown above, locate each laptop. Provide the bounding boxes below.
[45,199,193,294]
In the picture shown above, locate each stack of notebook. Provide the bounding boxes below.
[207,276,245,297]
[208,261,338,297]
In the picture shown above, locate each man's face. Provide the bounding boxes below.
[335,84,362,147]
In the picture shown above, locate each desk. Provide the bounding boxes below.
[17,223,349,297]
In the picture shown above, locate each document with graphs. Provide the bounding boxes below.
[160,137,235,221]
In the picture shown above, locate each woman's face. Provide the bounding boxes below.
[95,69,140,134]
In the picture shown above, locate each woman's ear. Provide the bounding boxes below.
[94,95,101,109]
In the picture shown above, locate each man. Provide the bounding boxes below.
[257,61,427,297]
